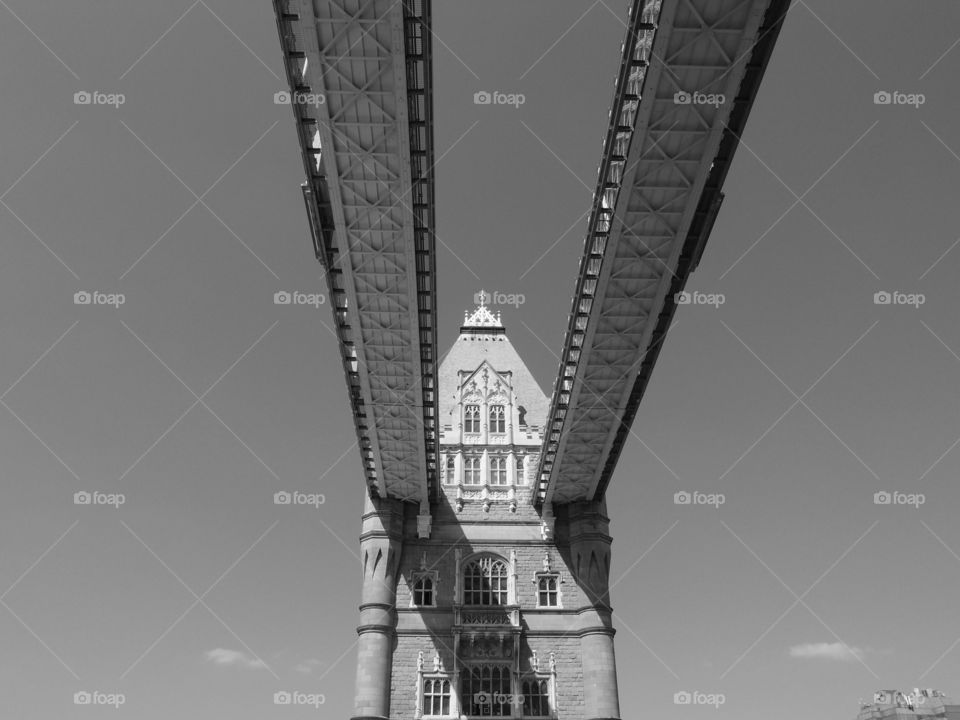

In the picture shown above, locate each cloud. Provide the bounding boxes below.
[294,658,322,674]
[205,648,268,670]
[788,642,864,662]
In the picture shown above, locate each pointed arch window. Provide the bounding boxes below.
[460,665,512,717]
[521,677,551,716]
[464,456,481,485]
[489,404,505,433]
[462,556,509,606]
[489,456,507,485]
[464,404,480,434]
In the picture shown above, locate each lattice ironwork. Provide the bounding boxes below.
[275,0,437,501]
[535,0,790,505]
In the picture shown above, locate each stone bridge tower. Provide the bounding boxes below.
[352,300,620,720]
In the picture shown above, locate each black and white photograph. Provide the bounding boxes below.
[2,1,959,718]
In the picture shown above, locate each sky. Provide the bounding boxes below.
[1,0,960,718]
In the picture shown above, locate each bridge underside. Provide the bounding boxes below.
[536,0,790,506]
[275,0,438,503]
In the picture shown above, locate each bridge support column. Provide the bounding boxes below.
[352,490,403,720]
[569,500,620,720]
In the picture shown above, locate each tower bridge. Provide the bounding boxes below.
[273,1,790,718]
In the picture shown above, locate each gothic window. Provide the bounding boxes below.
[412,573,436,607]
[464,404,480,434]
[536,574,560,607]
[489,456,507,485]
[489,404,505,433]
[445,455,456,484]
[515,455,525,484]
[462,556,509,606]
[521,677,551,716]
[464,456,481,485]
[422,677,453,716]
[460,665,512,717]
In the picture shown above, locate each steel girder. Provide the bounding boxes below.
[535,0,790,506]
[275,0,437,502]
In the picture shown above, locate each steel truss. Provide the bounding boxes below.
[275,0,437,502]
[536,0,790,505]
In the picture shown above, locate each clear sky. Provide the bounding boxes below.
[1,1,960,718]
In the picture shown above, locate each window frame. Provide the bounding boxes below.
[488,404,506,434]
[411,570,438,608]
[464,404,481,434]
[535,572,561,608]
[462,555,510,606]
[463,455,481,485]
[489,455,507,485]
[459,663,514,718]
[420,674,455,718]
[520,674,553,717]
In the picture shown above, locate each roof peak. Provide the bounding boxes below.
[461,291,504,333]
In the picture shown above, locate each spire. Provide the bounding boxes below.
[461,290,504,333]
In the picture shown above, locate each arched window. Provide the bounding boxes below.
[515,454,525,484]
[445,455,456,484]
[489,404,505,433]
[461,665,512,717]
[464,404,480,433]
[413,574,435,606]
[522,678,550,716]
[462,556,509,605]
[464,456,481,485]
[489,456,507,485]
[422,677,452,716]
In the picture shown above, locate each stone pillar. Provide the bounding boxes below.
[352,489,403,720]
[569,500,620,720]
